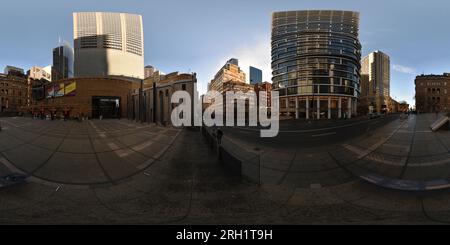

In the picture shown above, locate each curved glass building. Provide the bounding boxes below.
[271,10,361,119]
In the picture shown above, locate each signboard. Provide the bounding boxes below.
[65,81,76,96]
[55,82,65,97]
[46,85,54,98]
[44,80,77,99]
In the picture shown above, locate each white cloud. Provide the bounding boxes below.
[228,37,272,83]
[393,64,417,74]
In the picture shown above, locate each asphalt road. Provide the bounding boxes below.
[220,114,399,148]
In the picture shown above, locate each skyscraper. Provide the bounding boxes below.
[73,12,144,79]
[51,42,74,82]
[271,10,361,119]
[249,66,262,85]
[360,51,390,114]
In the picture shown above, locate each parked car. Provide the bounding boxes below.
[0,173,27,188]
[368,112,381,119]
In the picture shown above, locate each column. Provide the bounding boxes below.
[295,97,299,119]
[306,97,309,119]
[328,97,331,119]
[317,97,320,120]
[285,97,289,116]
[348,98,352,119]
[338,98,342,119]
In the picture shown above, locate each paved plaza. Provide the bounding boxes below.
[1,116,450,224]
[221,113,450,191]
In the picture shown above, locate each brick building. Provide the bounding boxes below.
[0,73,28,114]
[415,73,450,113]
[30,76,140,119]
[138,71,197,125]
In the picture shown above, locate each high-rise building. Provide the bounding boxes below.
[271,10,361,119]
[209,58,246,93]
[249,66,262,85]
[360,51,390,114]
[52,43,74,82]
[73,12,144,79]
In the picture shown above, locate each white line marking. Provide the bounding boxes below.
[132,141,154,151]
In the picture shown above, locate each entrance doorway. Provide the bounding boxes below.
[92,96,121,119]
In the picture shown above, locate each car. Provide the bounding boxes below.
[0,173,27,188]
[368,112,381,119]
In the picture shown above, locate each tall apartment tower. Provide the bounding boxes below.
[73,12,144,79]
[52,42,74,82]
[360,51,390,114]
[271,10,361,119]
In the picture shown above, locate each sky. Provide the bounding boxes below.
[1,0,450,106]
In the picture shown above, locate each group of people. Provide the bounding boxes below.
[32,111,71,121]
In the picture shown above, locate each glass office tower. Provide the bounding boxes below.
[249,66,263,85]
[271,10,361,119]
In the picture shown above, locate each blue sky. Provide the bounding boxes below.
[1,0,450,106]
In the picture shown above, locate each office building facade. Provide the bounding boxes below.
[28,66,52,81]
[73,12,144,79]
[249,66,262,85]
[360,51,390,114]
[271,10,361,119]
[208,58,246,93]
[52,43,74,81]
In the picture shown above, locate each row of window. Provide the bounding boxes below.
[276,85,358,97]
[419,82,449,86]
[426,88,448,94]
[1,89,25,96]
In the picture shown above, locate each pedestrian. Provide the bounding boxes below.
[216,128,223,145]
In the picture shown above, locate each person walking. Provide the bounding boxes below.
[216,128,223,145]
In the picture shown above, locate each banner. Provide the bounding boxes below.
[55,82,65,97]
[46,85,54,98]
[65,81,76,96]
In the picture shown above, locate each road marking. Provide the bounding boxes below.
[312,132,336,137]
[132,140,154,151]
[116,149,132,157]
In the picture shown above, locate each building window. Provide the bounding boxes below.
[182,84,186,91]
